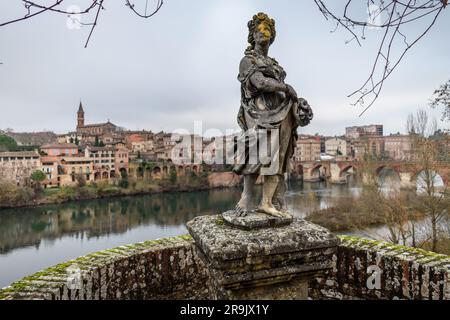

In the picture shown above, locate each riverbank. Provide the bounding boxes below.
[0,172,242,210]
[305,187,450,255]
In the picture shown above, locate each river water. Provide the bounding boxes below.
[0,174,409,288]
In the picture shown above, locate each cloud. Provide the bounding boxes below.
[0,0,449,135]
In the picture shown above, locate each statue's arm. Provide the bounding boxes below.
[250,72,288,93]
[239,57,287,93]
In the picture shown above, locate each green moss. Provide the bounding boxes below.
[338,235,450,261]
[215,217,225,226]
[179,234,193,241]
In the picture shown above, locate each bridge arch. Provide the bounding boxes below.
[310,164,326,181]
[415,170,445,192]
[339,165,357,177]
[152,166,162,180]
[375,165,401,176]
[375,165,401,187]
[297,164,304,176]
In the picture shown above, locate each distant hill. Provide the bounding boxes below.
[2,131,57,147]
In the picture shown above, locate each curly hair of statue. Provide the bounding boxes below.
[246,12,276,53]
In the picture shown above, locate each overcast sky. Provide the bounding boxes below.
[0,0,449,136]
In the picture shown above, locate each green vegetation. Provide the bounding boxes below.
[0,134,18,151]
[0,181,34,207]
[94,136,105,147]
[0,171,210,209]
[30,170,46,195]
[30,170,45,183]
[306,193,387,232]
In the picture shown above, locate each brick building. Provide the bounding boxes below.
[294,138,321,162]
[0,151,41,185]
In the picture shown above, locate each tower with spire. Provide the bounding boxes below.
[75,101,118,135]
[77,101,85,129]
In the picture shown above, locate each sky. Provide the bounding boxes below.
[0,0,449,136]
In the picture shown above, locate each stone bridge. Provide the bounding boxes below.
[295,160,449,189]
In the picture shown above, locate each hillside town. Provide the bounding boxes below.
[0,102,449,189]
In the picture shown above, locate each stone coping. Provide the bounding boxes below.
[339,235,450,269]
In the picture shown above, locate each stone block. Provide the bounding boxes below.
[187,214,339,299]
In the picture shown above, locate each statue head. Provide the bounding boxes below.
[247,12,276,52]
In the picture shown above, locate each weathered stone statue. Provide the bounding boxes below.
[232,12,313,220]
[186,13,338,300]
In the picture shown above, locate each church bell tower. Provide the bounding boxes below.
[77,101,85,129]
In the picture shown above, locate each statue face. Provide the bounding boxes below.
[254,22,272,46]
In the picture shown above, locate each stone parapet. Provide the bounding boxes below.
[310,235,450,300]
[187,215,339,299]
[2,234,449,300]
[0,235,209,300]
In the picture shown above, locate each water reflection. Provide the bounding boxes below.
[0,177,395,288]
[0,189,243,254]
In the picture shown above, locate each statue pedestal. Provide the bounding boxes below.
[186,214,339,300]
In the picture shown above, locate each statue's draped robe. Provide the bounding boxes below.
[233,50,301,176]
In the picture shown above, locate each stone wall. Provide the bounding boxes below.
[207,172,241,188]
[310,235,450,300]
[1,234,450,300]
[0,235,210,300]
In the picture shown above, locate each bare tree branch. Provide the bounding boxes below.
[0,1,164,47]
[313,0,447,115]
[430,79,450,121]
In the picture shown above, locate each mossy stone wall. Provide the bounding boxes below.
[310,235,450,300]
[2,234,449,300]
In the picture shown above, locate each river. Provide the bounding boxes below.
[0,171,421,288]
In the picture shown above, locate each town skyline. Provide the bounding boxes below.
[1,99,447,138]
[1,1,449,136]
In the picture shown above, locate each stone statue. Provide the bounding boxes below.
[232,12,313,220]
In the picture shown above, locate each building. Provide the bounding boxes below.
[132,140,155,153]
[85,146,129,179]
[115,147,129,177]
[352,136,385,160]
[345,125,383,139]
[57,132,83,145]
[0,151,41,185]
[294,138,321,162]
[40,143,79,157]
[155,146,174,161]
[325,137,348,157]
[39,144,129,187]
[40,156,60,187]
[76,102,118,136]
[384,134,412,161]
[40,156,94,187]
